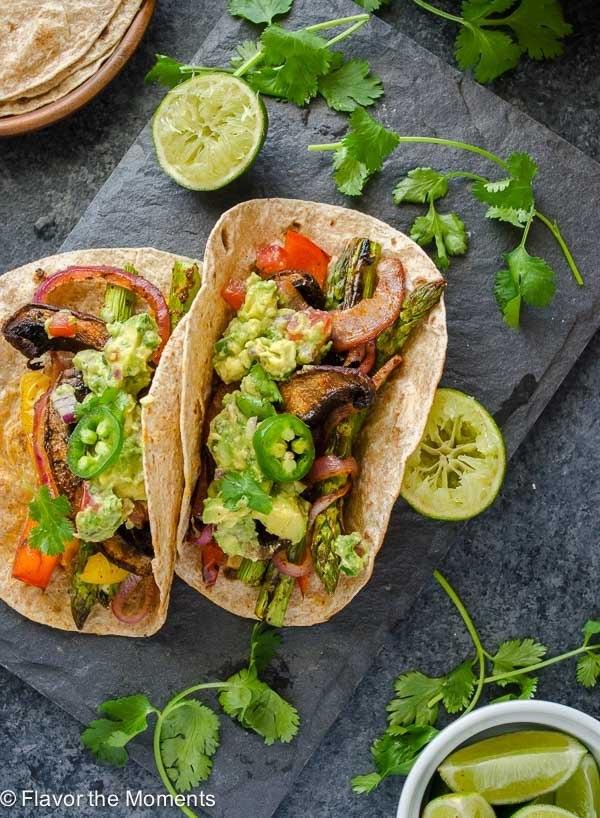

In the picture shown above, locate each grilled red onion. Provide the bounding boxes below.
[308,483,351,530]
[373,354,403,390]
[111,574,156,624]
[195,524,215,548]
[307,455,359,485]
[272,548,312,578]
[359,341,376,375]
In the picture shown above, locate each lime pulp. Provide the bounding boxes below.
[423,792,496,818]
[401,387,506,521]
[152,72,267,191]
[555,754,600,818]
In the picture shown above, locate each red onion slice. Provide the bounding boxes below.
[195,524,215,548]
[307,455,359,485]
[308,482,351,530]
[373,354,403,390]
[51,388,77,424]
[272,548,312,578]
[111,574,157,624]
[359,341,376,375]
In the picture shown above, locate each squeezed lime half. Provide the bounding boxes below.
[152,72,267,191]
[511,807,578,818]
[555,754,600,818]
[438,731,587,804]
[423,792,496,818]
[401,387,506,521]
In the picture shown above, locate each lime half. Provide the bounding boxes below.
[401,388,506,521]
[555,754,600,818]
[438,731,587,805]
[152,72,267,191]
[511,808,578,818]
[423,793,496,818]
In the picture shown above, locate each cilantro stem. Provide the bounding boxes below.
[535,210,585,286]
[484,645,599,686]
[153,712,200,818]
[233,14,371,78]
[433,571,486,715]
[520,208,535,247]
[411,0,466,25]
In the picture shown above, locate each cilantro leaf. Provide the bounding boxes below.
[492,638,547,678]
[393,167,449,205]
[245,25,332,106]
[145,55,210,88]
[330,108,399,196]
[583,621,600,643]
[28,486,74,556]
[82,694,155,767]
[318,55,383,113]
[410,201,468,270]
[494,245,556,328]
[231,40,262,71]
[218,471,273,514]
[249,623,282,675]
[387,671,443,727]
[441,660,475,714]
[161,701,220,791]
[504,0,572,60]
[577,653,600,689]
[220,668,299,745]
[455,26,521,84]
[353,0,389,9]
[228,0,293,25]
[352,724,439,793]
[492,674,538,702]
[472,153,538,227]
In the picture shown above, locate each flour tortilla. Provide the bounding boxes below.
[0,0,123,101]
[0,0,143,116]
[176,199,447,626]
[0,248,199,636]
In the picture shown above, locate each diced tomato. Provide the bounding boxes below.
[47,310,77,338]
[284,230,330,287]
[12,519,58,589]
[221,279,247,311]
[255,243,289,276]
[286,308,332,342]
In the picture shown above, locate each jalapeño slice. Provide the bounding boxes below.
[67,405,123,479]
[253,413,315,482]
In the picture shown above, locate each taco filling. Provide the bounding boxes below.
[184,229,445,626]
[2,259,200,631]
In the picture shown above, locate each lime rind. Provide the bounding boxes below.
[510,807,579,818]
[439,731,587,805]
[401,387,506,521]
[423,792,497,818]
[152,72,267,191]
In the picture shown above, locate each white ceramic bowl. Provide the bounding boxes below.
[397,700,600,817]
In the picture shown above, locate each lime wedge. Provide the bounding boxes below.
[423,793,497,818]
[439,731,587,804]
[555,754,600,818]
[401,387,506,521]
[511,807,578,818]
[152,72,267,191]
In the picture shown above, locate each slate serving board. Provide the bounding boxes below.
[0,2,599,816]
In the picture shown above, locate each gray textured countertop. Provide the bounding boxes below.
[0,2,599,816]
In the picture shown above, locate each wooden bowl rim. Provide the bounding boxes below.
[0,0,156,138]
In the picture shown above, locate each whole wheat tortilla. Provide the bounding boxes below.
[0,0,143,116]
[176,199,447,626]
[0,0,123,102]
[0,247,199,636]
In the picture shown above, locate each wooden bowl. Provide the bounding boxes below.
[0,0,156,138]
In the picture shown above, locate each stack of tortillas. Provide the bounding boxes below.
[0,0,144,117]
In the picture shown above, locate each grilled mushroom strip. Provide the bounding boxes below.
[3,304,108,361]
[280,365,375,427]
[100,533,153,577]
[44,370,85,506]
[274,270,325,310]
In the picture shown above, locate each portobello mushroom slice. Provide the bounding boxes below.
[280,365,375,427]
[274,270,325,310]
[100,533,153,577]
[3,304,108,362]
[44,370,85,506]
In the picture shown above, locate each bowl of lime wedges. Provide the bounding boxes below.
[397,700,600,818]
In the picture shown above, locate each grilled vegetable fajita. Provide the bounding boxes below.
[176,199,447,626]
[0,248,200,635]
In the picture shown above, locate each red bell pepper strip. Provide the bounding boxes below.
[12,519,59,590]
[283,230,330,287]
[33,265,171,362]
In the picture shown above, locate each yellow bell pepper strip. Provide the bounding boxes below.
[79,552,129,585]
[20,371,51,435]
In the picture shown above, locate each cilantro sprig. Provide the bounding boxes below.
[403,0,572,84]
[309,118,584,327]
[28,486,74,556]
[82,625,298,818]
[352,570,600,794]
[146,12,382,115]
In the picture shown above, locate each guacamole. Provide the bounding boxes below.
[72,314,159,542]
[213,274,330,383]
[333,532,367,576]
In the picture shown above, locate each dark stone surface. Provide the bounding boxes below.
[0,2,599,818]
